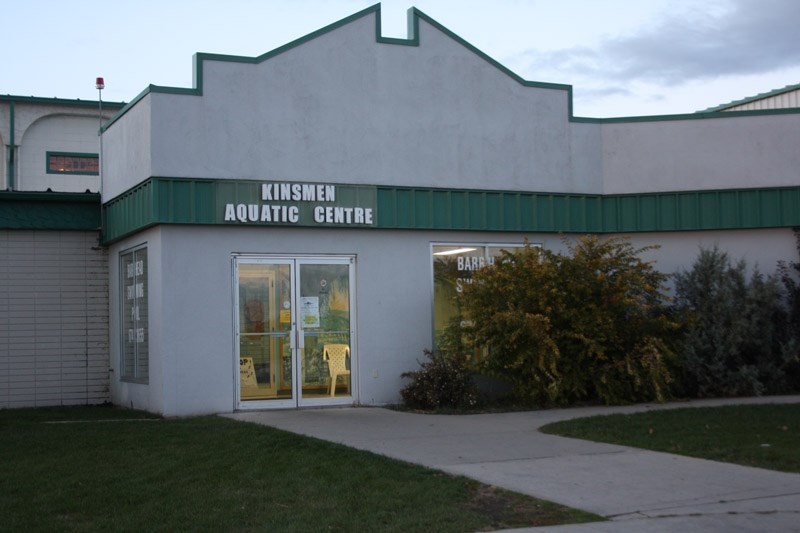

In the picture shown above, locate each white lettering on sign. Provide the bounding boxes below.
[455,256,495,292]
[456,278,474,293]
[224,204,300,223]
[313,206,373,225]
[456,256,495,271]
[126,260,144,278]
[224,182,375,227]
[262,183,335,202]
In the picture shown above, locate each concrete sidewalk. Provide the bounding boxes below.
[224,396,800,532]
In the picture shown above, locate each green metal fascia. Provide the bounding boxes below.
[101,177,800,244]
[102,179,157,243]
[376,186,800,232]
[378,187,800,233]
[102,177,378,243]
[0,191,101,230]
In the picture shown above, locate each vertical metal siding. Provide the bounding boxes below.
[725,88,800,111]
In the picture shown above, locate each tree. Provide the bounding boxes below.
[459,235,678,406]
[777,229,800,390]
[674,246,798,397]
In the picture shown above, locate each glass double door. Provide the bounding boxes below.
[235,256,354,408]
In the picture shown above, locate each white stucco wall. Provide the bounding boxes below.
[102,97,153,201]
[18,115,100,192]
[108,225,546,415]
[134,14,594,196]
[601,113,800,194]
[106,223,797,416]
[0,100,118,193]
[99,8,800,416]
[628,229,797,282]
[108,228,162,413]
[102,9,800,204]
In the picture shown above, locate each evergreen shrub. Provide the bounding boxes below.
[778,229,800,390]
[672,246,798,397]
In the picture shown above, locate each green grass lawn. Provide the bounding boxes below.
[540,403,800,473]
[1,405,599,532]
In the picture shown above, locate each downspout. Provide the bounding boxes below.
[6,99,14,190]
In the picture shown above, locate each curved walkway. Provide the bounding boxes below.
[225,395,800,532]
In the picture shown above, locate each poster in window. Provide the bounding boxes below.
[300,297,320,328]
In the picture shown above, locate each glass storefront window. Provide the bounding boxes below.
[432,244,524,354]
[299,263,351,396]
[121,247,148,382]
[238,263,292,400]
[235,257,354,407]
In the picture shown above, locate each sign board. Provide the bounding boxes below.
[240,357,258,388]
[221,181,377,228]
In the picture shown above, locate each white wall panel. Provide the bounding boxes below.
[0,230,109,408]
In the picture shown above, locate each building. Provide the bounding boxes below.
[1,95,123,408]
[701,82,800,112]
[3,5,799,414]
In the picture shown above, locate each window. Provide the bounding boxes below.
[121,247,148,382]
[46,152,99,175]
[431,244,526,352]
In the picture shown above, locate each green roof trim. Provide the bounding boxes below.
[376,186,800,232]
[700,82,800,112]
[0,191,101,230]
[0,94,125,109]
[101,177,800,244]
[101,4,800,132]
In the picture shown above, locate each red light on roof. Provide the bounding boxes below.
[95,77,105,90]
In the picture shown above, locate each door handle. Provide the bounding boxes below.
[289,328,304,350]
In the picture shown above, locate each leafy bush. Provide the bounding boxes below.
[672,246,797,397]
[778,229,800,390]
[400,349,480,410]
[459,236,679,406]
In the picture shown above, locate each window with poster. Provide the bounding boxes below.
[120,246,148,382]
[431,244,528,357]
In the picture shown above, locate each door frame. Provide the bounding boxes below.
[232,254,357,409]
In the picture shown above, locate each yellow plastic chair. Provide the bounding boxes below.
[323,344,351,397]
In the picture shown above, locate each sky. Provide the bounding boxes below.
[4,0,800,117]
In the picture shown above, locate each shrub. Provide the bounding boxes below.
[459,236,679,406]
[672,246,796,397]
[400,349,480,410]
[778,229,800,390]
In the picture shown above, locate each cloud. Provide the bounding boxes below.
[516,0,800,88]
